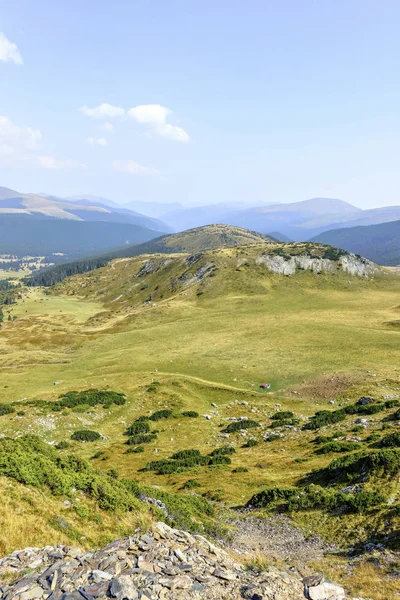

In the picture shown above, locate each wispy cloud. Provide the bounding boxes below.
[128,104,189,142]
[37,155,87,170]
[0,115,41,156]
[0,32,23,65]
[113,159,160,176]
[100,122,114,132]
[86,136,108,146]
[80,103,125,119]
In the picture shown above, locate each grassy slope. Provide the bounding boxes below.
[0,245,399,598]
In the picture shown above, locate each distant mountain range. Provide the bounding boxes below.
[0,187,168,259]
[310,220,400,266]
[153,197,400,240]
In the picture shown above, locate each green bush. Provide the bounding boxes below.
[71,430,101,442]
[390,409,400,421]
[243,439,259,448]
[265,434,281,442]
[313,449,400,484]
[57,389,126,410]
[271,411,294,420]
[366,433,381,443]
[377,433,400,448]
[144,448,233,475]
[171,449,202,460]
[304,401,386,430]
[232,467,248,473]
[149,409,173,421]
[223,419,259,434]
[181,411,199,418]
[55,441,70,450]
[209,447,236,456]
[247,484,384,514]
[127,433,157,445]
[315,441,361,455]
[182,479,201,489]
[125,446,145,454]
[0,405,14,417]
[125,420,151,436]
[270,418,300,428]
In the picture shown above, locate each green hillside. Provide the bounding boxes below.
[26,224,277,286]
[1,243,399,598]
[310,220,400,265]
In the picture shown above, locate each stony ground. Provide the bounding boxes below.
[0,522,364,600]
[226,516,330,569]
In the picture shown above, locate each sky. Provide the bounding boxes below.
[1,0,400,208]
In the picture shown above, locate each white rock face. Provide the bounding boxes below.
[255,252,379,278]
[308,581,346,600]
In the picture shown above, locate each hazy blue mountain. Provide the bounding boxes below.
[0,214,163,258]
[310,220,400,265]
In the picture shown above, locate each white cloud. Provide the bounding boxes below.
[128,104,170,125]
[80,103,125,119]
[0,116,41,153]
[100,122,114,132]
[86,136,108,146]
[113,159,160,176]
[37,155,87,170]
[128,104,190,142]
[0,32,23,65]
[157,123,190,143]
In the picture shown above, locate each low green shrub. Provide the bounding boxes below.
[127,433,157,445]
[315,441,361,455]
[149,409,173,421]
[0,405,14,416]
[265,434,281,442]
[247,484,385,514]
[55,441,70,450]
[377,433,400,448]
[243,439,259,448]
[271,411,294,420]
[125,420,151,436]
[222,419,259,434]
[181,411,199,418]
[304,401,386,430]
[209,447,236,456]
[312,449,400,484]
[270,418,300,428]
[57,389,126,410]
[232,467,248,473]
[181,479,201,489]
[71,430,101,442]
[125,446,145,454]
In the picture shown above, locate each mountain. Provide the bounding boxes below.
[160,198,362,237]
[108,224,277,259]
[0,186,170,258]
[0,215,164,258]
[26,225,277,286]
[310,220,400,266]
[0,186,169,232]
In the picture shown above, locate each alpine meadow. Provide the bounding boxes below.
[1,3,400,600]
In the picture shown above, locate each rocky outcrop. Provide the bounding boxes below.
[255,253,379,278]
[0,523,364,600]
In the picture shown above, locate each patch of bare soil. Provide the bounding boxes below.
[288,373,362,401]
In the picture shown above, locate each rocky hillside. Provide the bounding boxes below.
[26,224,277,287]
[0,521,352,599]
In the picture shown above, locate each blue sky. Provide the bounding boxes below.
[1,0,400,208]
